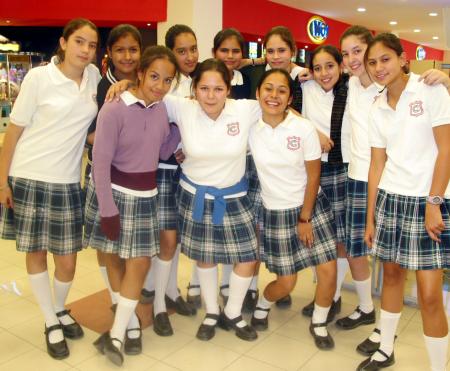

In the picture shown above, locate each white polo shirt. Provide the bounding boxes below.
[163,95,260,191]
[369,73,450,197]
[249,111,321,210]
[347,76,381,181]
[169,73,192,98]
[301,79,351,163]
[265,64,306,80]
[9,57,100,183]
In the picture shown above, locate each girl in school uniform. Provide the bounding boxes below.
[300,45,351,321]
[84,46,181,366]
[85,23,142,314]
[140,25,198,339]
[249,68,337,350]
[357,33,450,371]
[0,18,100,359]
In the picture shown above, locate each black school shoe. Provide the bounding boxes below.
[356,349,395,370]
[124,327,142,355]
[250,307,270,331]
[165,294,197,316]
[196,313,220,341]
[93,332,124,366]
[186,283,202,309]
[56,309,84,339]
[275,294,292,309]
[45,324,69,360]
[218,311,258,341]
[336,307,376,330]
[356,329,398,357]
[302,297,341,323]
[242,289,259,312]
[153,312,174,336]
[309,322,334,350]
[139,289,155,304]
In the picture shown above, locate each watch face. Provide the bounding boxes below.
[428,196,444,204]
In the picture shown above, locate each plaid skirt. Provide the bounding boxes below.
[177,186,258,264]
[372,190,450,270]
[262,191,337,275]
[83,179,159,259]
[345,178,370,257]
[0,177,83,255]
[246,154,263,223]
[157,167,180,231]
[320,162,348,244]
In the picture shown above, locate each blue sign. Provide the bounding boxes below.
[307,16,329,44]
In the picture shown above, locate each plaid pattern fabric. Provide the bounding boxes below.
[262,191,337,275]
[0,177,83,255]
[83,180,159,259]
[245,154,263,223]
[177,186,258,264]
[372,190,450,270]
[320,162,348,244]
[156,167,180,231]
[345,178,370,257]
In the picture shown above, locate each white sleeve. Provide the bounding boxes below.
[427,84,450,128]
[368,106,387,148]
[9,68,39,127]
[303,123,322,161]
[163,94,184,127]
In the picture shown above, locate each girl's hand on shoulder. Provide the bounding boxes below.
[175,148,185,164]
[297,221,314,248]
[317,131,334,153]
[0,185,14,209]
[364,221,375,248]
[425,203,445,243]
[419,69,450,89]
[297,68,313,82]
[105,80,134,102]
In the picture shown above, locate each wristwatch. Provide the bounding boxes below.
[426,195,444,205]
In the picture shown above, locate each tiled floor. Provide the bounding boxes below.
[0,239,449,371]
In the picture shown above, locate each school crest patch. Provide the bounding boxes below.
[287,136,301,151]
[409,100,424,117]
[227,122,240,136]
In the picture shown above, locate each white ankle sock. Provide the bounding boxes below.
[110,296,138,349]
[143,258,156,292]
[127,312,141,339]
[29,271,63,343]
[349,277,374,319]
[312,303,330,337]
[188,262,201,296]
[53,277,74,325]
[254,295,273,319]
[220,264,233,296]
[153,257,172,315]
[249,275,259,291]
[224,271,252,328]
[424,334,448,371]
[334,258,349,302]
[99,266,117,304]
[371,309,400,362]
[368,325,381,343]
[165,246,180,301]
[197,266,219,325]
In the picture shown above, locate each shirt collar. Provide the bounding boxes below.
[231,70,244,86]
[265,64,303,80]
[257,110,296,130]
[121,90,159,108]
[106,67,118,84]
[48,56,89,87]
[377,73,419,111]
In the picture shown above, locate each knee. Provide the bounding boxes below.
[383,267,403,286]
[419,291,443,314]
[278,276,297,295]
[56,257,76,278]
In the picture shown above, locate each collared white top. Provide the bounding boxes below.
[9,57,100,183]
[121,90,159,108]
[369,73,450,197]
[163,95,260,190]
[265,63,306,80]
[249,111,321,209]
[169,73,192,98]
[347,76,381,181]
[301,79,351,163]
[231,70,244,86]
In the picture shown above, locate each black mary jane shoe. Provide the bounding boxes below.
[302,298,341,323]
[45,324,69,360]
[336,307,376,330]
[275,294,292,309]
[219,284,229,307]
[250,307,270,331]
[186,283,202,309]
[124,327,142,355]
[242,289,259,313]
[153,312,174,337]
[196,313,220,341]
[356,329,398,357]
[165,294,197,316]
[309,322,335,350]
[93,332,124,366]
[218,312,258,341]
[139,288,155,305]
[356,349,395,371]
[56,309,84,339]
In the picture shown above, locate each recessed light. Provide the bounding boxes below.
[413,29,421,33]
[304,45,309,49]
[5,20,10,23]
[429,12,438,17]
[389,21,397,25]
[147,23,151,26]
[432,36,439,40]
[357,7,366,12]
[257,38,262,42]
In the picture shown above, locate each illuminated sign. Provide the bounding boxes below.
[416,46,426,61]
[0,43,20,52]
[307,16,329,44]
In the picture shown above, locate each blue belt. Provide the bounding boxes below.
[181,173,248,225]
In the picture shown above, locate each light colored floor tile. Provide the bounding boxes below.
[0,297,39,329]
[70,271,109,296]
[331,327,374,360]
[247,333,317,371]
[62,328,101,367]
[164,340,241,371]
[145,362,182,371]
[209,325,271,355]
[0,265,28,283]
[390,341,433,370]
[225,356,285,371]
[140,329,194,360]
[299,351,361,371]
[7,316,46,348]
[0,331,35,364]
[76,352,158,371]
[0,348,72,371]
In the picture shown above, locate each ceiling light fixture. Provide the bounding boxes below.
[432,36,439,40]
[413,29,421,33]
[389,21,397,25]
[147,23,151,26]
[429,12,438,17]
[357,7,366,12]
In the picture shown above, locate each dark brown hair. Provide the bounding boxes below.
[107,24,142,51]
[192,58,231,90]
[165,24,197,50]
[213,28,245,54]
[263,26,296,52]
[364,33,404,65]
[257,68,294,98]
[340,25,373,47]
[138,46,178,85]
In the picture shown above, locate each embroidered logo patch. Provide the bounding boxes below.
[409,100,424,117]
[227,122,240,136]
[287,136,301,151]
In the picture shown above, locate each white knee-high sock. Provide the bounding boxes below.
[153,257,172,315]
[220,264,233,296]
[347,277,374,320]
[312,303,331,336]
[53,277,75,325]
[254,295,274,319]
[224,271,252,328]
[197,266,219,325]
[110,296,138,349]
[99,266,117,304]
[424,334,448,371]
[188,261,201,295]
[334,258,349,301]
[372,309,401,361]
[29,271,63,343]
[143,257,156,292]
[165,246,180,300]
